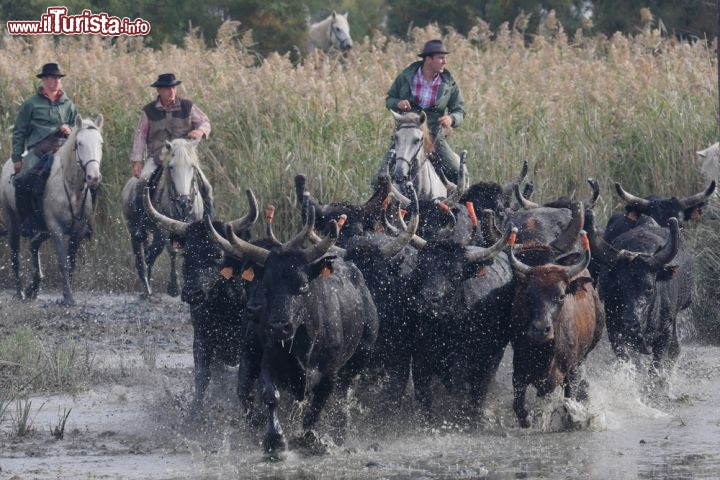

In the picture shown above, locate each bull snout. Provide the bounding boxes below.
[528,321,554,343]
[268,321,294,341]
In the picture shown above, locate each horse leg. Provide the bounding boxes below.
[49,233,76,306]
[144,234,165,291]
[166,244,179,297]
[25,233,49,301]
[131,237,151,296]
[8,224,25,300]
[66,233,84,283]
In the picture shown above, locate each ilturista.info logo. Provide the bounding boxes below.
[6,7,151,36]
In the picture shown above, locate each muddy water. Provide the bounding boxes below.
[1,293,720,479]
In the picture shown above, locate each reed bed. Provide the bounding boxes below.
[0,19,718,334]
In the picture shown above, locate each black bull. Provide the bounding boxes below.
[585,210,689,373]
[213,207,379,455]
[143,188,260,413]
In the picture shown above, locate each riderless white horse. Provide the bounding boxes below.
[121,138,213,297]
[308,11,353,52]
[0,115,104,306]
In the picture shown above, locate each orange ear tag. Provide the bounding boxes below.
[476,266,488,277]
[626,211,638,221]
[219,266,234,280]
[337,215,347,230]
[580,231,590,251]
[465,201,478,227]
[320,266,332,277]
[241,267,255,282]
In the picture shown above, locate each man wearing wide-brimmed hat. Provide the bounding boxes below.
[129,72,212,242]
[11,62,77,237]
[376,39,466,187]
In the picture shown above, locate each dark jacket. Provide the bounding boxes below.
[385,60,465,134]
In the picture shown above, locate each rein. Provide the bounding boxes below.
[62,129,99,231]
[164,165,202,219]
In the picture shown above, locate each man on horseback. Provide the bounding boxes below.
[130,73,212,241]
[376,39,466,188]
[11,63,77,237]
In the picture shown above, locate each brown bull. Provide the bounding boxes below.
[508,230,606,428]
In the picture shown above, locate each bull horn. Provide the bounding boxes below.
[514,182,540,209]
[447,151,468,204]
[264,205,282,247]
[228,188,259,234]
[303,220,339,263]
[650,217,680,267]
[204,215,241,257]
[678,180,716,210]
[364,174,392,219]
[562,231,592,278]
[390,182,412,207]
[550,201,585,253]
[509,243,533,276]
[584,209,619,266]
[465,222,514,263]
[282,193,316,251]
[585,178,600,210]
[479,209,503,245]
[615,182,651,208]
[382,184,422,256]
[225,221,270,265]
[143,187,189,236]
[502,160,529,197]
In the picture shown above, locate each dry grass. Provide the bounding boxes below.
[0,20,718,331]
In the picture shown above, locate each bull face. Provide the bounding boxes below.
[513,270,570,343]
[257,251,335,342]
[599,259,664,356]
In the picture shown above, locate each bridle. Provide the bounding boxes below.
[64,125,102,229]
[392,124,428,183]
[166,165,202,220]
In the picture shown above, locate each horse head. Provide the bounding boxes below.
[161,138,203,222]
[70,114,104,189]
[390,110,431,183]
[328,12,353,52]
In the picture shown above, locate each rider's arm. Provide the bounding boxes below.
[189,104,211,139]
[130,111,149,163]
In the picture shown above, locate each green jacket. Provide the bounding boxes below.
[385,60,465,134]
[11,88,77,162]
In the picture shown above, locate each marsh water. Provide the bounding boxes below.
[1,292,719,479]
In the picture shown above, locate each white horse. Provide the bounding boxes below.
[0,115,104,306]
[121,138,213,297]
[308,11,353,52]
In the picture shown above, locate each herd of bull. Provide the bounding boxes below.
[142,160,716,456]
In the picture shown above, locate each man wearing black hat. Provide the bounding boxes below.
[129,72,212,241]
[377,39,466,186]
[11,62,77,237]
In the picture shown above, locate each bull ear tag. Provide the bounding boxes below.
[241,266,255,282]
[219,266,234,280]
[320,266,332,277]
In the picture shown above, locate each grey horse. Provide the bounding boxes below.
[0,115,104,306]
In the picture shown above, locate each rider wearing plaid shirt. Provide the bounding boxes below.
[378,39,466,186]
